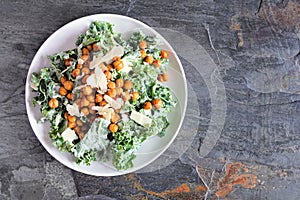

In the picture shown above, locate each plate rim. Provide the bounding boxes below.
[25,13,188,176]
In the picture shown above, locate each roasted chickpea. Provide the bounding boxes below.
[139,40,147,49]
[106,64,113,71]
[76,119,83,127]
[85,95,94,103]
[113,60,124,71]
[87,45,92,51]
[67,115,76,123]
[82,75,89,84]
[104,70,112,80]
[111,112,120,123]
[88,103,96,110]
[152,98,163,109]
[81,55,89,62]
[76,64,83,69]
[68,121,76,129]
[153,60,162,68]
[64,59,71,66]
[81,97,90,107]
[48,98,59,109]
[143,101,152,110]
[145,56,154,64]
[109,124,118,133]
[107,81,116,89]
[81,107,89,116]
[73,127,79,133]
[107,88,116,98]
[59,87,67,96]
[72,69,80,78]
[131,91,139,101]
[123,80,133,90]
[95,93,103,103]
[140,49,147,58]
[115,78,124,87]
[92,43,101,51]
[82,48,89,55]
[160,50,168,58]
[83,86,93,95]
[63,81,74,91]
[81,67,90,75]
[67,93,74,101]
[64,112,69,119]
[122,91,131,101]
[162,73,168,81]
[99,100,107,107]
[60,76,67,84]
[115,87,123,96]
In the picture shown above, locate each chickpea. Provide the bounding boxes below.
[68,121,76,129]
[107,88,116,98]
[81,97,90,107]
[131,91,139,101]
[113,56,121,61]
[81,107,89,116]
[48,98,59,109]
[81,67,90,75]
[76,119,83,127]
[88,103,96,110]
[87,95,95,103]
[107,81,116,89]
[60,76,67,84]
[113,60,124,71]
[64,59,71,66]
[99,100,107,107]
[111,112,120,123]
[75,99,81,107]
[73,127,79,133]
[145,56,154,64]
[95,93,103,103]
[59,87,67,96]
[83,86,93,95]
[87,45,92,51]
[123,80,133,90]
[143,101,152,110]
[76,63,83,69]
[115,78,124,87]
[72,69,80,78]
[109,123,118,133]
[82,75,89,84]
[81,55,89,62]
[67,115,76,123]
[152,98,163,109]
[139,40,147,49]
[107,64,113,71]
[82,48,89,55]
[153,60,162,68]
[160,50,168,59]
[64,112,69,119]
[67,93,74,101]
[115,87,123,96]
[78,132,85,140]
[157,74,163,82]
[122,91,131,101]
[162,73,168,81]
[92,43,101,51]
[140,49,147,58]
[104,70,112,80]
[63,81,74,91]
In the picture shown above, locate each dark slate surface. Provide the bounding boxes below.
[1,0,299,199]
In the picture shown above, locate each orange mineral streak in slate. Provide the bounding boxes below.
[216,162,257,198]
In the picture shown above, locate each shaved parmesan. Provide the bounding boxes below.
[120,59,132,73]
[90,46,124,69]
[92,106,114,121]
[86,66,108,92]
[66,103,81,117]
[130,110,153,128]
[104,95,123,110]
[61,128,78,143]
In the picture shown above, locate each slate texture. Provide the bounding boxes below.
[0,0,299,199]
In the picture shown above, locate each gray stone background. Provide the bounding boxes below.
[0,0,300,199]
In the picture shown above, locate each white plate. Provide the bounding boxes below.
[25,14,187,176]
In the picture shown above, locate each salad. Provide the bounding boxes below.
[31,21,176,170]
